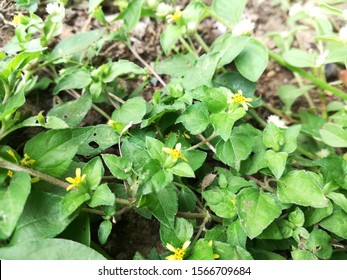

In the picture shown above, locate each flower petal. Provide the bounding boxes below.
[182,240,191,250]
[166,243,176,253]
[65,177,75,184]
[165,254,176,260]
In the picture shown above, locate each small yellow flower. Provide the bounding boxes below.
[166,7,182,23]
[65,168,86,191]
[229,90,253,111]
[20,153,36,167]
[12,14,22,26]
[231,199,236,205]
[7,170,14,177]
[182,132,191,139]
[162,143,188,162]
[165,240,190,260]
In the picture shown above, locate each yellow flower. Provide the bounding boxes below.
[7,170,14,177]
[165,240,190,260]
[166,7,182,23]
[208,240,220,259]
[229,90,253,111]
[12,14,22,26]
[65,168,86,191]
[20,153,36,167]
[162,143,188,162]
[230,198,236,205]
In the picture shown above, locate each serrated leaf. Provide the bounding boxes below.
[236,187,282,239]
[24,127,93,177]
[160,218,193,248]
[0,172,31,240]
[61,191,91,219]
[188,239,214,260]
[160,25,185,55]
[176,102,209,135]
[169,162,195,178]
[104,60,144,83]
[235,38,268,82]
[265,150,288,180]
[0,239,106,260]
[82,157,104,190]
[282,125,301,153]
[146,137,166,164]
[320,123,347,147]
[203,188,237,219]
[278,170,328,208]
[145,185,178,229]
[102,154,132,180]
[227,219,247,248]
[306,229,332,260]
[320,210,347,239]
[304,200,333,227]
[263,122,285,151]
[112,97,147,125]
[89,184,115,207]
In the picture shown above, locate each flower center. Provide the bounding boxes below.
[172,10,182,22]
[233,93,247,103]
[174,248,185,260]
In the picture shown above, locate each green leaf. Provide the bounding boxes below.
[89,184,115,208]
[211,34,249,67]
[11,190,76,244]
[315,155,346,188]
[0,172,31,240]
[102,154,132,180]
[188,239,214,260]
[278,170,328,208]
[214,242,253,260]
[304,200,333,227]
[59,212,90,246]
[283,48,315,67]
[145,185,178,229]
[216,129,253,167]
[178,186,197,212]
[181,52,221,90]
[0,238,106,260]
[112,97,147,125]
[88,0,103,13]
[257,219,293,240]
[236,187,282,239]
[50,29,105,61]
[176,102,210,135]
[184,149,207,171]
[0,91,25,121]
[212,0,247,26]
[24,127,93,177]
[306,229,332,260]
[282,125,301,153]
[156,53,196,77]
[263,122,285,151]
[235,38,268,82]
[168,162,195,178]
[278,85,313,113]
[227,219,247,248]
[210,108,246,141]
[320,210,347,239]
[288,207,305,227]
[320,123,347,147]
[139,162,173,194]
[82,157,104,190]
[61,191,91,219]
[120,0,144,32]
[160,25,185,55]
[327,192,347,213]
[104,60,144,83]
[146,137,166,164]
[192,86,228,113]
[53,68,92,94]
[292,250,318,260]
[265,150,288,180]
[47,94,92,127]
[214,72,256,98]
[77,125,119,157]
[202,188,237,219]
[98,219,112,245]
[299,109,325,138]
[160,218,193,248]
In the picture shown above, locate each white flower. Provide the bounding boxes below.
[214,21,227,36]
[339,26,347,42]
[342,10,347,19]
[316,50,329,67]
[146,0,158,9]
[303,2,322,18]
[46,2,65,23]
[187,21,198,33]
[289,3,303,16]
[267,115,287,129]
[155,3,173,17]
[232,19,255,36]
[316,149,330,158]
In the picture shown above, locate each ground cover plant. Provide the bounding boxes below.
[0,0,346,260]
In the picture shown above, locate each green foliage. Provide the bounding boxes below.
[0,0,346,260]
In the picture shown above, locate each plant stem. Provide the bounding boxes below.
[128,44,168,91]
[187,131,217,151]
[247,109,267,127]
[195,133,217,154]
[269,51,347,100]
[194,32,210,52]
[179,36,198,58]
